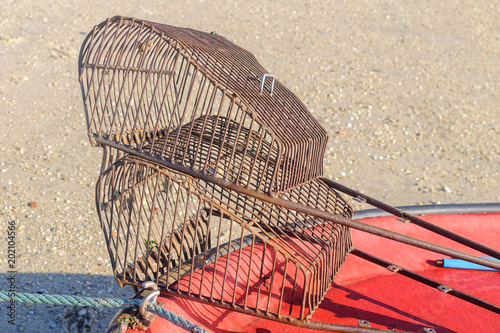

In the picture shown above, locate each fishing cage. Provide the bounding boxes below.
[79,16,353,321]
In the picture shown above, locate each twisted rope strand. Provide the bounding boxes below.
[0,291,209,333]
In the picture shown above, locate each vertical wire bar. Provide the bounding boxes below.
[277,258,289,316]
[256,134,275,191]
[112,160,128,283]
[243,233,257,308]
[144,166,162,281]
[137,34,167,148]
[202,90,226,173]
[190,82,218,168]
[181,73,208,163]
[235,113,257,186]
[131,163,151,281]
[199,202,214,299]
[187,195,204,295]
[155,175,172,286]
[220,217,235,302]
[211,98,236,173]
[148,34,173,149]
[299,266,308,320]
[168,56,189,127]
[156,51,183,155]
[265,252,278,314]
[231,226,246,305]
[220,106,245,182]
[164,180,183,289]
[170,64,199,157]
[154,49,182,155]
[255,242,267,311]
[210,212,224,301]
[119,160,135,282]
[176,189,193,290]
[128,29,157,144]
[288,267,299,316]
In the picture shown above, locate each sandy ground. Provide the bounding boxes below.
[1,1,499,332]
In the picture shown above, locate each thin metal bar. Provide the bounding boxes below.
[243,233,256,308]
[352,203,500,219]
[351,248,500,315]
[322,177,500,261]
[167,289,415,333]
[187,196,204,295]
[84,63,174,76]
[198,202,213,300]
[221,217,235,302]
[81,17,499,328]
[94,137,500,272]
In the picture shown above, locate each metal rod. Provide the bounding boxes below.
[352,203,500,219]
[351,248,500,315]
[83,63,174,76]
[93,136,500,272]
[321,177,500,261]
[168,289,414,333]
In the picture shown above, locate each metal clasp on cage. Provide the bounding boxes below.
[126,281,161,331]
[260,73,275,95]
[107,282,162,332]
[139,281,160,317]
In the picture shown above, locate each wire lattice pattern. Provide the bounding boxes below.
[79,16,353,322]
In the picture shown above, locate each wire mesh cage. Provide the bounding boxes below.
[79,16,353,322]
[96,154,352,320]
[78,15,500,332]
[78,15,328,194]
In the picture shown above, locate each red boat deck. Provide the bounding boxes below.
[132,211,500,333]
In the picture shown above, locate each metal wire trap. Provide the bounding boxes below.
[95,155,352,320]
[79,15,352,322]
[79,16,500,329]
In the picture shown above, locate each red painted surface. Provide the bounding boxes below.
[169,242,311,319]
[128,212,500,333]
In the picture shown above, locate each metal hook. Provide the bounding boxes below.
[138,281,159,317]
[259,73,275,95]
[139,289,160,317]
[141,281,158,302]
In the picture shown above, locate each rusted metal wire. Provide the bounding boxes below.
[94,152,352,321]
[78,15,327,194]
[351,249,500,315]
[79,16,352,322]
[93,137,500,272]
[78,15,500,329]
[323,178,500,261]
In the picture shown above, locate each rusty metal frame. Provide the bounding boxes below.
[78,15,500,331]
[351,249,500,315]
[95,138,500,271]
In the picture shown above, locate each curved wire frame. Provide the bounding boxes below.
[79,16,500,329]
[79,16,353,321]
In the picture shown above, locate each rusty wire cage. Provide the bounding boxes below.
[78,16,500,330]
[79,16,353,321]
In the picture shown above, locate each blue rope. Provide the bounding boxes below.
[0,291,209,333]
